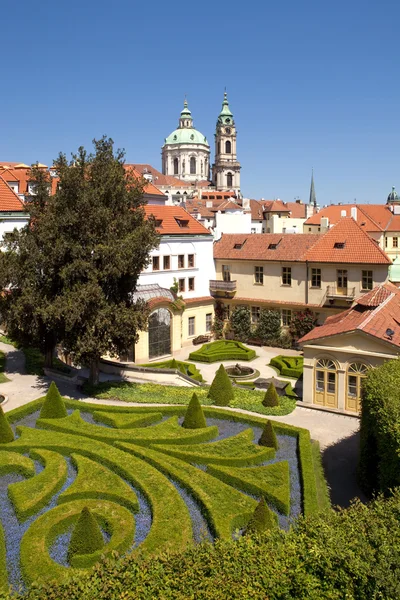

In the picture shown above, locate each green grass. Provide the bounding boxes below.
[189,340,256,363]
[84,380,297,417]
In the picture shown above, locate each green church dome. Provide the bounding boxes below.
[387,186,399,203]
[164,128,209,145]
[217,91,234,125]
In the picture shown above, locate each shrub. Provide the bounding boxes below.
[245,497,277,534]
[358,359,400,497]
[262,382,279,407]
[258,420,278,449]
[270,355,304,379]
[141,359,203,382]
[182,393,207,429]
[289,309,318,340]
[0,351,9,383]
[0,405,14,443]
[208,364,234,406]
[68,506,105,561]
[189,340,256,363]
[39,382,67,419]
[229,306,252,342]
[255,309,281,343]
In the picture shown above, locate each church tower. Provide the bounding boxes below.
[212,92,241,193]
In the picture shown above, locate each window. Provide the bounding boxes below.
[308,227,312,232]
[175,218,189,228]
[385,237,388,247]
[251,228,256,234]
[188,254,195,268]
[254,266,264,285]
[190,157,196,174]
[163,256,170,270]
[362,270,373,291]
[251,306,260,323]
[225,140,231,153]
[224,304,230,319]
[334,242,345,249]
[315,358,337,407]
[282,267,292,286]
[188,316,195,337]
[282,309,292,326]
[206,313,212,332]
[178,255,185,269]
[337,269,348,291]
[346,362,369,412]
[152,256,159,271]
[173,158,178,175]
[227,173,233,187]
[311,268,321,288]
[394,237,398,248]
[148,308,171,359]
[188,277,195,291]
[222,264,231,282]
[178,278,185,292]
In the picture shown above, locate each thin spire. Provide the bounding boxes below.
[309,168,317,207]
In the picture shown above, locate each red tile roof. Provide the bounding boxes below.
[304,218,391,264]
[232,296,320,309]
[184,198,215,218]
[144,205,211,235]
[184,296,214,305]
[0,176,25,211]
[250,199,265,220]
[304,204,394,232]
[129,164,192,188]
[0,165,58,196]
[124,166,166,197]
[216,199,244,212]
[299,282,400,350]
[213,233,319,261]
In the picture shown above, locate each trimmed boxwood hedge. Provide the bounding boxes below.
[141,359,203,382]
[92,410,163,429]
[189,340,256,363]
[270,355,304,379]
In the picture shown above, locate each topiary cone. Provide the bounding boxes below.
[245,497,277,534]
[258,420,279,449]
[68,506,105,561]
[208,364,234,407]
[262,381,280,407]
[182,392,207,429]
[170,358,178,369]
[39,381,67,419]
[0,405,14,443]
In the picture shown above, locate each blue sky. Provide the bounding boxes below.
[1,0,399,205]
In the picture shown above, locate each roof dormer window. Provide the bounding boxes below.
[155,219,163,228]
[233,239,246,249]
[334,242,345,249]
[175,218,189,228]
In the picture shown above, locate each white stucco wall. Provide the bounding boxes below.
[267,215,306,234]
[138,234,215,299]
[0,217,29,242]
[214,211,252,240]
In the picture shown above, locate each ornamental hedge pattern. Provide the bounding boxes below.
[189,340,256,363]
[0,394,327,593]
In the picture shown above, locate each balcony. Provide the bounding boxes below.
[209,280,237,297]
[325,285,356,302]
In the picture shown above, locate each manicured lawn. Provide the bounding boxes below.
[84,380,297,417]
[0,395,327,592]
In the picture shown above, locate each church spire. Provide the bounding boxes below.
[309,169,317,207]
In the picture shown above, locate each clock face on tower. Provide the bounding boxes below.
[225,127,231,134]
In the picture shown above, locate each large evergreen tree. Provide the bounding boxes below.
[0,138,159,383]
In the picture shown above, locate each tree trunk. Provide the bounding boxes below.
[44,338,55,369]
[89,358,100,386]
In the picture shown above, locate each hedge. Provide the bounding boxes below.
[68,507,105,564]
[118,442,257,539]
[58,453,139,512]
[208,461,290,516]
[0,407,14,444]
[7,491,400,600]
[154,429,274,467]
[181,393,207,429]
[141,359,203,382]
[208,364,234,406]
[39,382,67,419]
[358,359,400,496]
[245,497,278,533]
[0,351,9,384]
[189,340,256,363]
[20,499,135,585]
[0,451,35,478]
[92,410,163,429]
[38,411,219,447]
[8,449,68,521]
[6,425,193,557]
[270,355,304,379]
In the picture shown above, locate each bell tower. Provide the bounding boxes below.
[212,92,241,193]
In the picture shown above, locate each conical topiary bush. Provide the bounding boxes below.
[262,381,280,407]
[258,420,279,449]
[39,381,67,419]
[68,506,104,561]
[0,405,14,443]
[170,358,178,369]
[245,497,277,534]
[182,392,207,429]
[208,364,234,407]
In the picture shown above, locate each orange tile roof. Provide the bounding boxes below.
[285,201,308,219]
[184,296,214,305]
[144,204,211,235]
[304,203,393,232]
[214,233,319,261]
[0,165,58,196]
[124,166,166,197]
[250,199,265,220]
[0,176,25,211]
[304,218,391,264]
[232,296,321,309]
[265,200,291,213]
[299,282,400,350]
[216,199,244,212]
[129,164,192,188]
[184,198,215,218]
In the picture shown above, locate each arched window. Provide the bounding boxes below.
[173,158,178,175]
[225,140,231,153]
[315,358,337,408]
[148,308,171,359]
[346,362,369,412]
[190,157,196,174]
[227,172,233,187]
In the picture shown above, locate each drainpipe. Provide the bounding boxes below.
[305,261,309,306]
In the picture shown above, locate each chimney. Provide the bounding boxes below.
[341,209,347,217]
[320,217,330,232]
[350,206,357,221]
[242,197,250,209]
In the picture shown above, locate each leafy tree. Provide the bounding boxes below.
[0,405,14,443]
[0,138,159,385]
[262,381,280,407]
[39,382,67,419]
[289,309,318,341]
[229,306,252,342]
[182,392,207,429]
[211,301,225,340]
[208,364,234,406]
[255,309,281,344]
